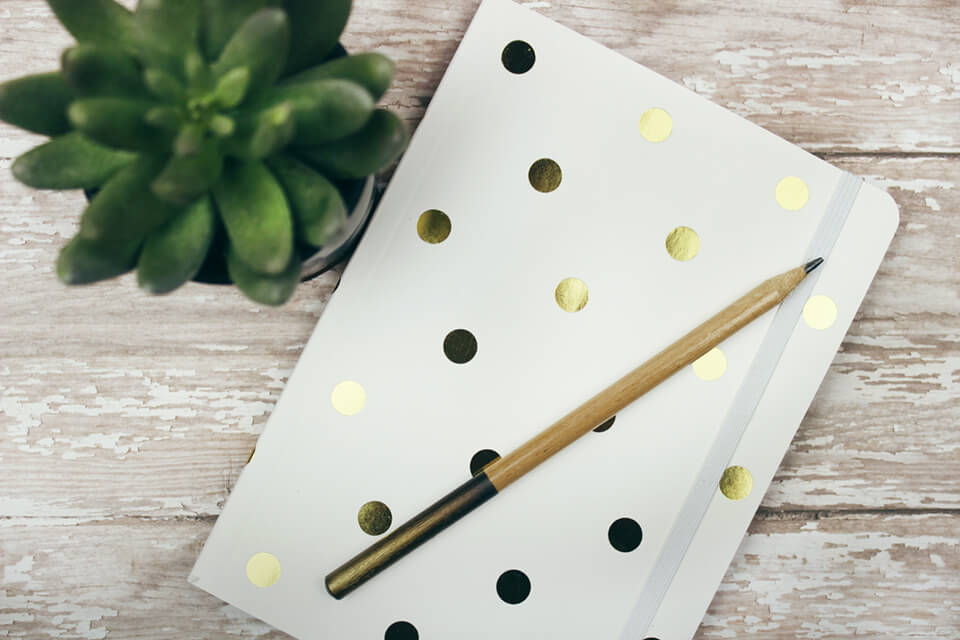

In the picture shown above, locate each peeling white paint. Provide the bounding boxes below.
[784,50,924,69]
[191,344,249,352]
[2,556,34,584]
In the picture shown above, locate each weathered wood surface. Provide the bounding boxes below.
[1,0,958,638]
[1,515,957,639]
[0,0,959,155]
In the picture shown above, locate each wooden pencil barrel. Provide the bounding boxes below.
[484,266,807,491]
[326,263,812,597]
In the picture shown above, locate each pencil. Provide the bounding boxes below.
[325,257,824,599]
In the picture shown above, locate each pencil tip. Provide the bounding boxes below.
[804,257,824,274]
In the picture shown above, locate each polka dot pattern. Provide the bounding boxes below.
[665,226,700,261]
[317,46,833,623]
[555,277,588,312]
[528,158,562,193]
[608,517,643,552]
[720,466,753,501]
[496,569,531,604]
[501,40,535,74]
[639,108,673,142]
[692,348,727,381]
[246,552,281,588]
[444,329,478,364]
[417,209,451,244]
[776,176,809,210]
[358,501,393,536]
[331,380,366,416]
[385,621,419,640]
[803,295,837,330]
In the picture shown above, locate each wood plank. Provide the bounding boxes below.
[1,514,956,638]
[2,157,956,518]
[0,0,958,156]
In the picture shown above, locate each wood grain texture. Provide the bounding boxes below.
[1,0,959,155]
[1,0,958,637]
[0,516,957,639]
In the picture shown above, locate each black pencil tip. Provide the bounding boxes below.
[804,257,824,274]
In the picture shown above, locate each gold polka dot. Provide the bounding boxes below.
[665,226,699,261]
[638,108,673,142]
[803,295,838,330]
[417,209,451,244]
[555,277,588,312]
[358,501,392,536]
[331,380,366,416]
[776,176,809,211]
[246,552,281,587]
[692,348,727,381]
[719,466,753,501]
[528,158,562,193]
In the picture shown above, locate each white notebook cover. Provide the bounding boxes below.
[190,1,899,638]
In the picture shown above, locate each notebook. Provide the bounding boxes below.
[190,1,899,638]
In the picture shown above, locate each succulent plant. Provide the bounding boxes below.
[0,0,408,305]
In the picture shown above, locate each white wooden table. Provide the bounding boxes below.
[1,1,958,637]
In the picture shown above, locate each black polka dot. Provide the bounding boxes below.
[496,569,531,604]
[608,517,643,552]
[501,40,535,74]
[384,621,418,640]
[594,415,616,433]
[469,449,501,476]
[444,329,478,364]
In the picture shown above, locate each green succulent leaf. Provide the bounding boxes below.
[12,132,136,190]
[267,154,347,247]
[298,108,408,179]
[282,0,352,74]
[151,142,224,205]
[135,0,202,56]
[10,0,403,304]
[47,0,136,45]
[227,245,301,306]
[249,79,373,146]
[0,72,73,136]
[201,0,281,61]
[61,44,146,98]
[209,114,236,137]
[78,154,184,249]
[68,98,172,152]
[57,234,137,285]
[145,106,183,131]
[211,67,251,109]
[174,122,206,156]
[48,0,178,73]
[225,102,294,159]
[137,197,216,294]
[184,51,213,88]
[283,53,394,102]
[144,68,186,102]
[212,8,289,97]
[213,160,293,275]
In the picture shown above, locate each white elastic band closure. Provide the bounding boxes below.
[620,171,863,639]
